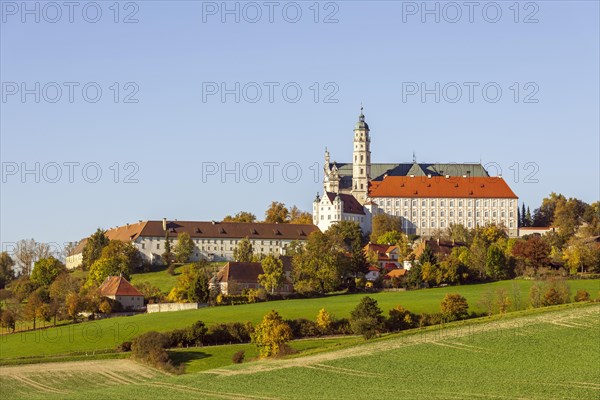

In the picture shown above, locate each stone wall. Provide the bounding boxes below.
[146,302,207,313]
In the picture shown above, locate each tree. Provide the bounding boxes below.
[101,240,142,272]
[440,293,469,321]
[167,262,210,303]
[370,214,402,242]
[511,235,551,274]
[0,308,17,333]
[82,229,109,269]
[386,305,416,331]
[292,231,345,294]
[223,211,257,223]
[327,221,368,277]
[288,206,313,224]
[468,237,488,280]
[65,292,83,321]
[375,230,404,246]
[30,257,66,287]
[264,201,289,223]
[532,193,564,227]
[11,276,37,302]
[350,296,384,339]
[519,204,525,227]
[316,308,332,334]
[485,244,509,280]
[23,289,45,330]
[419,244,437,265]
[525,207,533,227]
[0,252,15,289]
[162,233,173,266]
[259,255,284,294]
[251,310,293,357]
[233,237,254,262]
[553,197,587,242]
[173,233,195,264]
[87,256,130,286]
[13,238,37,275]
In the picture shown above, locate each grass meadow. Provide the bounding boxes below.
[1,279,598,361]
[2,303,598,399]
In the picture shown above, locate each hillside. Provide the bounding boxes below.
[1,279,598,361]
[1,303,598,399]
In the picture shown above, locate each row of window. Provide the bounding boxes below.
[374,198,516,208]
[417,221,516,229]
[387,210,514,218]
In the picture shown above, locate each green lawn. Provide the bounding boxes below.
[169,336,362,373]
[4,303,599,399]
[129,262,226,293]
[1,279,598,360]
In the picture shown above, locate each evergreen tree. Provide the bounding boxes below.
[517,206,522,228]
[521,204,526,227]
[526,207,533,227]
[162,233,172,266]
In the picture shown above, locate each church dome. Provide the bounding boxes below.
[354,108,369,130]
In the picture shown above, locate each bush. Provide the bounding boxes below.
[541,279,571,306]
[316,308,332,335]
[386,305,417,332]
[131,331,173,370]
[330,318,352,335]
[574,289,590,302]
[117,341,132,352]
[440,293,469,321]
[350,296,384,339]
[285,318,320,338]
[232,350,245,364]
[247,288,268,303]
[205,322,252,345]
[251,310,293,358]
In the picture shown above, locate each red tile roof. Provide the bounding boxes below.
[369,176,517,199]
[98,276,143,297]
[385,269,407,279]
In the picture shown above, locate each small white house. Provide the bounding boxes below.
[313,192,371,233]
[365,266,381,281]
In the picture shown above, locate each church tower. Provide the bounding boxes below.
[351,107,371,203]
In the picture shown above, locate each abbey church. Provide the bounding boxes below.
[313,109,519,238]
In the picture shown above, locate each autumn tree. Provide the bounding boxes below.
[316,308,333,334]
[65,292,83,321]
[259,255,284,294]
[292,231,345,294]
[82,229,109,269]
[87,256,130,286]
[223,211,257,223]
[101,240,142,272]
[327,221,368,277]
[30,256,66,287]
[370,214,402,242]
[289,206,313,224]
[49,273,81,325]
[485,244,509,280]
[167,262,210,303]
[233,237,254,262]
[173,232,195,264]
[440,293,469,321]
[264,201,289,223]
[511,235,551,275]
[23,289,46,330]
[0,252,15,289]
[251,310,293,357]
[13,238,37,275]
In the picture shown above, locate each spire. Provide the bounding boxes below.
[412,151,416,163]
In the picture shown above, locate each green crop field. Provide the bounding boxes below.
[1,279,598,361]
[2,303,598,399]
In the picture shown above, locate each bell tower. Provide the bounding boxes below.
[351,107,371,203]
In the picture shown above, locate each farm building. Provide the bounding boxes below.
[364,243,401,270]
[98,275,145,310]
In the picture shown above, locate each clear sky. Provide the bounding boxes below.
[1,1,599,252]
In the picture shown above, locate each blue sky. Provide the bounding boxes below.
[1,1,599,250]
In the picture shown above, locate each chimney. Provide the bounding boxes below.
[162,218,167,231]
[427,174,431,178]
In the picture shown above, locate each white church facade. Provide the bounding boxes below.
[317,109,519,237]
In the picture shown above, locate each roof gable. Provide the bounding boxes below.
[99,276,143,297]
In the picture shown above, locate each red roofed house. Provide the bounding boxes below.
[364,243,401,270]
[365,265,381,282]
[98,275,145,310]
[385,268,407,280]
[313,191,370,234]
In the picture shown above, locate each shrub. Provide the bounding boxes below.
[117,341,132,352]
[529,282,544,308]
[440,293,469,321]
[232,350,245,364]
[186,320,207,345]
[541,279,571,306]
[247,288,268,303]
[574,289,590,302]
[350,296,384,339]
[286,318,320,338]
[131,331,173,370]
[330,318,352,335]
[251,310,293,358]
[205,322,252,345]
[316,308,332,335]
[386,305,417,332]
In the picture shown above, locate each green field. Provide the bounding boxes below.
[1,279,598,360]
[2,303,598,399]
